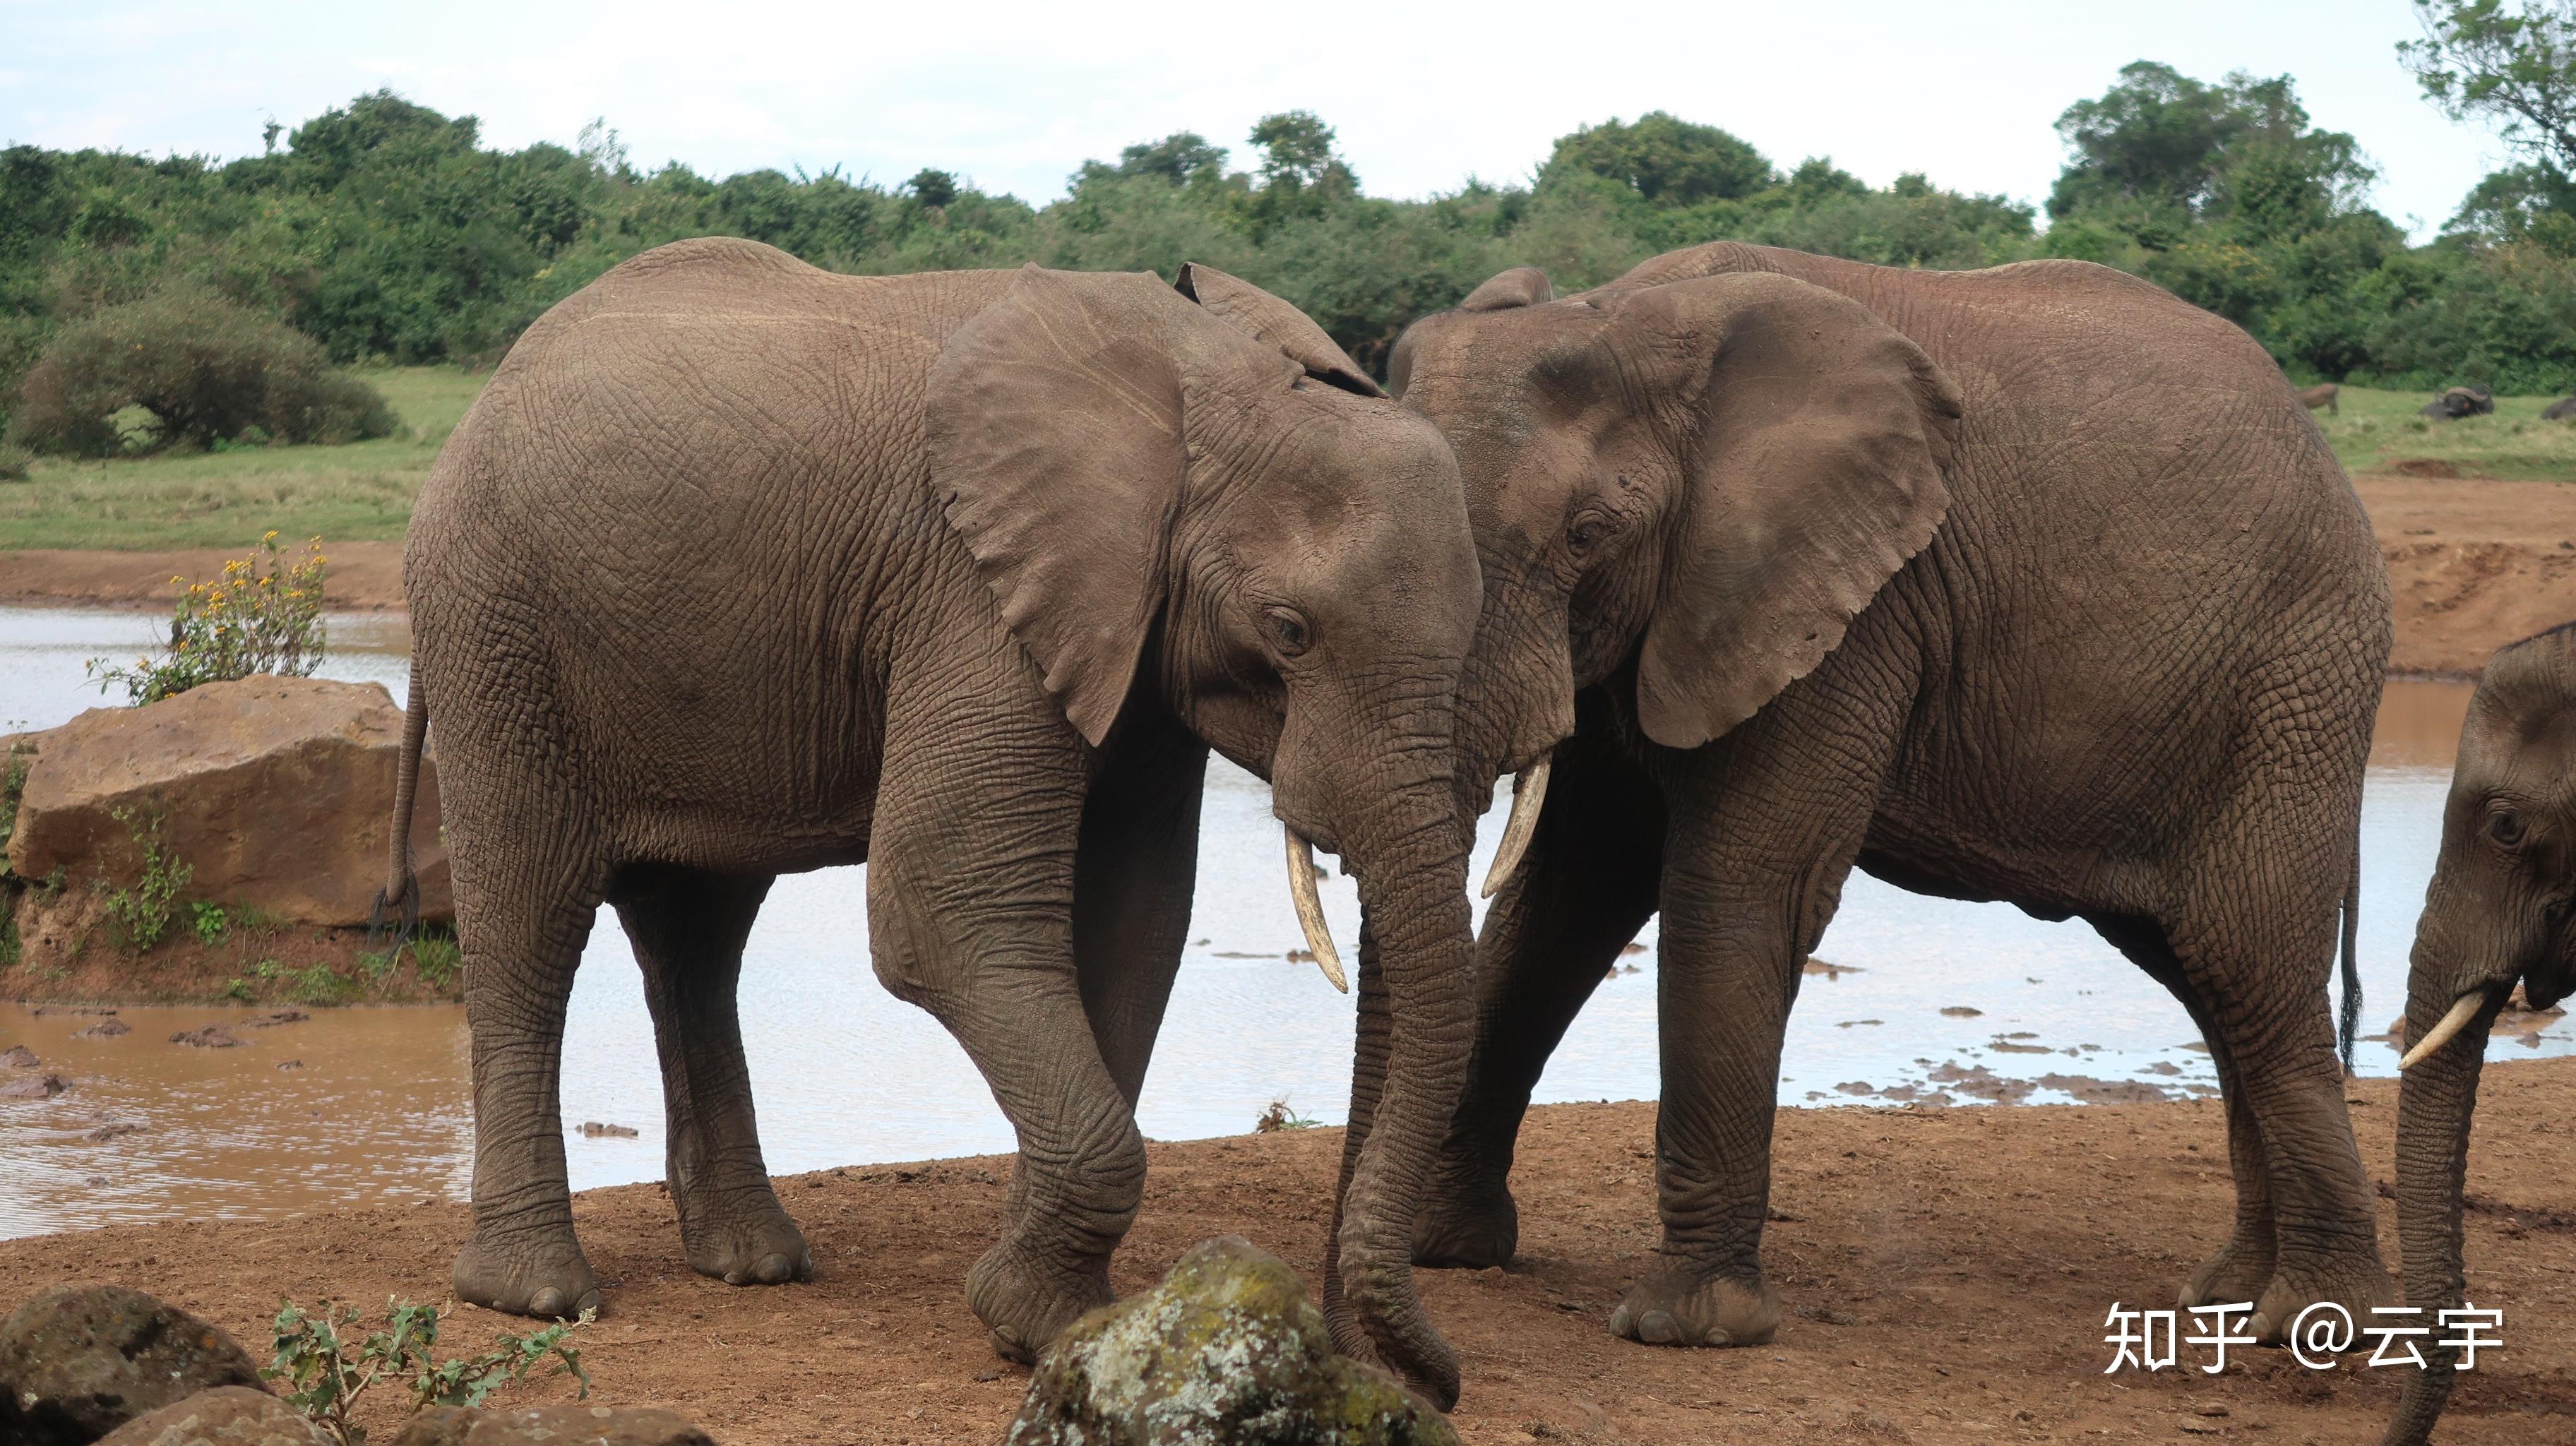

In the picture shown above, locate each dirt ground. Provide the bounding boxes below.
[6,479,2574,676]
[6,1062,2575,1446]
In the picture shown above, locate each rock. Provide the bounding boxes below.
[2,1045,40,1070]
[95,1387,330,1446]
[1004,1236,1457,1446]
[274,1060,304,1071]
[169,1026,242,1049]
[578,1122,639,1138]
[73,1019,133,1039]
[239,1010,308,1029]
[388,1404,717,1446]
[0,1072,71,1098]
[0,1285,265,1445]
[84,1123,143,1142]
[4,676,450,928]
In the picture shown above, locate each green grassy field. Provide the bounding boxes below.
[0,367,483,551]
[0,372,2567,554]
[2319,386,2576,484]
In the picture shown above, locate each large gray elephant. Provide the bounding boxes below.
[1388,242,2395,1352]
[2382,624,2576,1445]
[378,239,1482,1396]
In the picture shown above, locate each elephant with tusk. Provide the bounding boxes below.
[382,239,1487,1402]
[2383,623,2576,1445]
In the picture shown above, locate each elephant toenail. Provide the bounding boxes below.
[1607,1303,1634,1337]
[529,1287,568,1317]
[754,1253,794,1284]
[1638,1309,1682,1345]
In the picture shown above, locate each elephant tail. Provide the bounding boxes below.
[369,675,429,946]
[2337,847,2363,1075]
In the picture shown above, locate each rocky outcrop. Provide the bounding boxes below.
[0,1285,266,1445]
[94,1387,330,1446]
[1005,1236,1456,1446]
[390,1405,719,1446]
[5,676,447,928]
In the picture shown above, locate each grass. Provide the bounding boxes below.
[2319,386,2576,484]
[0,366,484,551]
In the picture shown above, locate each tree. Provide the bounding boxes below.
[906,167,959,209]
[1116,131,1229,186]
[2047,62,2373,225]
[2403,1,2576,172]
[1539,112,1775,206]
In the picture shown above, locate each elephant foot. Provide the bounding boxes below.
[965,1238,1114,1363]
[1607,1263,1781,1348]
[681,1199,815,1288]
[453,1232,604,1320]
[1410,1176,1518,1269]
[2246,1255,2397,1348]
[2178,1236,2276,1316]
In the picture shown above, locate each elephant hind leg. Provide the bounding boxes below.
[614,862,810,1289]
[448,802,612,1320]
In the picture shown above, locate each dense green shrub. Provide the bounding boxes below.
[8,287,393,455]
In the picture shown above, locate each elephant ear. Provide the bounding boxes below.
[1175,263,1381,397]
[926,265,1195,746]
[1460,266,1553,311]
[1622,271,1960,748]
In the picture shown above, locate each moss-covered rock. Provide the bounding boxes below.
[1003,1236,1457,1446]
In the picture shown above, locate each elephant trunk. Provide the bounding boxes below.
[1315,769,1476,1411]
[2383,952,2504,1446]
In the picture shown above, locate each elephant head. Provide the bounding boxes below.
[926,263,1484,1400]
[2384,625,2576,1445]
[1386,258,1959,871]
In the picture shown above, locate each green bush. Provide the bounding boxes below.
[6,287,393,456]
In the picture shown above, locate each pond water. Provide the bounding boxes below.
[0,606,2547,1238]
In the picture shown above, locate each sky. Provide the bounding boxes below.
[0,1,2518,241]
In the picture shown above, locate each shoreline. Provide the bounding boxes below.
[3,1064,2568,1444]
[6,474,2571,674]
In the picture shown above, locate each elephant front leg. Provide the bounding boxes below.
[616,864,812,1289]
[866,700,1140,1362]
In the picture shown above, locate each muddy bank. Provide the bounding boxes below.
[4,1063,2572,1445]
[5,482,2570,674]
[0,542,408,611]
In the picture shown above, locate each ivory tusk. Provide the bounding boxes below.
[2398,991,2493,1070]
[1481,758,1552,900]
[1285,828,1349,993]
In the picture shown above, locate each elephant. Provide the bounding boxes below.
[2420,386,2494,420]
[376,238,1484,1397]
[2381,624,2576,1445]
[2298,382,2340,415]
[1388,241,2395,1353]
[2541,395,2576,422]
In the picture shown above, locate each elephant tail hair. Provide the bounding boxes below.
[369,676,428,947]
[2337,848,2362,1075]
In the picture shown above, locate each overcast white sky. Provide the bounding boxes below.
[0,1,2518,240]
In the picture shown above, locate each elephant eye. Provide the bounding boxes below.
[2489,808,2527,847]
[1567,508,1620,555]
[1263,605,1313,657]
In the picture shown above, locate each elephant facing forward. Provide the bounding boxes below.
[385,239,1484,1398]
[1392,242,2394,1353]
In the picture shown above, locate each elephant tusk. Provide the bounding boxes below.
[2399,991,2494,1070]
[1285,828,1349,993]
[1480,758,1552,900]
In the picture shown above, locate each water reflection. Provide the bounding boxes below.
[0,606,2548,1237]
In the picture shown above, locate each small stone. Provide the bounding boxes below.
[579,1121,639,1138]
[1940,1006,1984,1018]
[387,1404,715,1446]
[0,1072,69,1099]
[169,1026,242,1049]
[84,1122,143,1142]
[241,1010,309,1028]
[1,1045,40,1070]
[275,1060,305,1071]
[73,1019,133,1039]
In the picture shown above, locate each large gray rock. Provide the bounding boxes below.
[1004,1236,1456,1446]
[4,675,448,927]
[0,1285,265,1445]
[389,1404,717,1446]
[94,1387,330,1446]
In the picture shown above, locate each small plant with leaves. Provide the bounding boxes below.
[263,1296,591,1445]
[100,805,189,952]
[1253,1097,1316,1133]
[191,900,228,945]
[88,532,328,705]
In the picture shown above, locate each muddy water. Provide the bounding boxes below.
[0,607,2547,1238]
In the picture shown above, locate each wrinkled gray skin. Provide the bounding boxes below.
[1391,242,2395,1354]
[2382,626,2576,1445]
[390,239,1481,1401]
